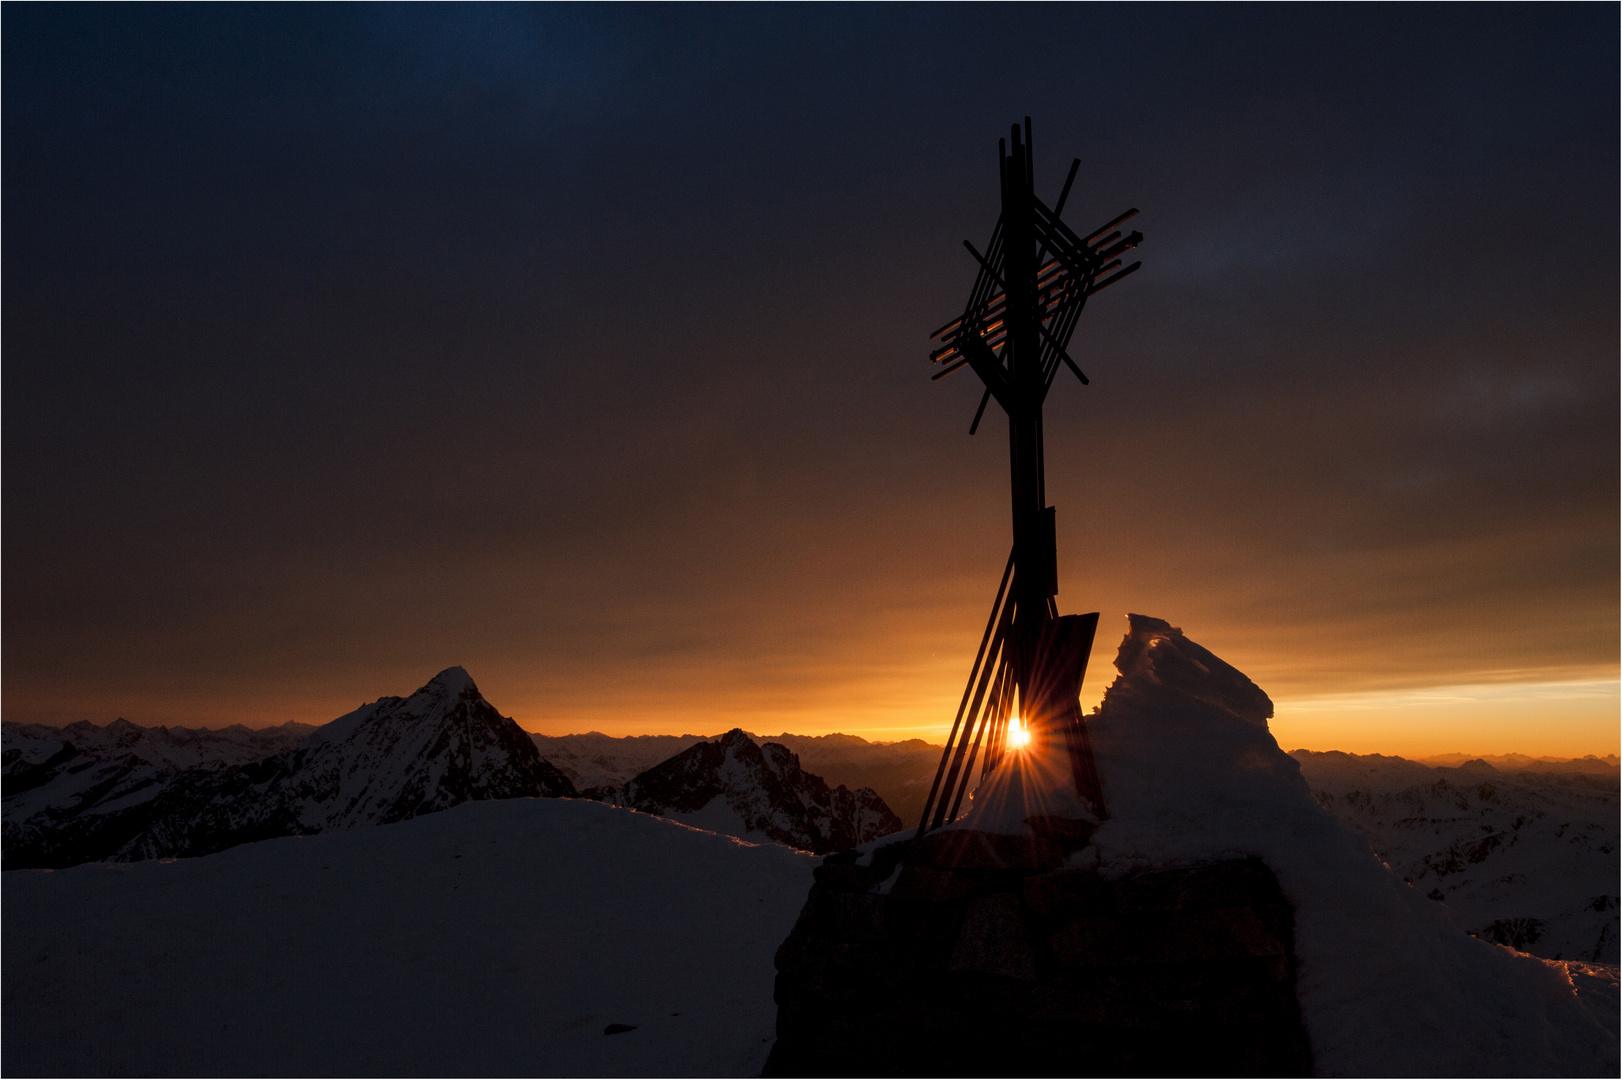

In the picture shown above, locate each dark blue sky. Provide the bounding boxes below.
[5,5,1617,748]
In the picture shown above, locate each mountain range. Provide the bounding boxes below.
[3,668,574,868]
[2,670,904,867]
[1292,750,1618,963]
[6,681,1615,964]
[533,730,943,825]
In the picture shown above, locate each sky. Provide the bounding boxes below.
[4,5,1617,757]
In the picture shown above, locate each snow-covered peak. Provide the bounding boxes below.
[1100,613,1273,727]
[423,665,478,700]
[306,667,478,751]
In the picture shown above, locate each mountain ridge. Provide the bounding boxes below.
[3,668,574,869]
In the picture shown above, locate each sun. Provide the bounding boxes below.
[1007,717,1030,750]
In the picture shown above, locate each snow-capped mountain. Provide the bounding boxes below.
[532,730,944,828]
[1293,750,1619,963]
[3,667,575,868]
[598,728,902,854]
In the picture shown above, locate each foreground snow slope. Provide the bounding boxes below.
[3,798,816,1077]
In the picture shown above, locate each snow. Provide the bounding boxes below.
[2,797,817,1076]
[1294,750,1618,962]
[964,613,1616,1075]
[666,793,777,847]
[3,752,172,824]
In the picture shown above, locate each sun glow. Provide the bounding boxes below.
[1007,717,1030,751]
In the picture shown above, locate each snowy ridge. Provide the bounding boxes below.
[1,719,320,857]
[3,668,576,868]
[608,729,903,854]
[1293,750,1618,963]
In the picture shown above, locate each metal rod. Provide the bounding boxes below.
[1096,231,1143,261]
[946,664,997,823]
[930,626,1004,832]
[1053,157,1081,218]
[929,587,1017,832]
[915,549,1014,837]
[968,387,991,434]
[980,657,1013,778]
[1089,261,1141,294]
[1083,208,1139,247]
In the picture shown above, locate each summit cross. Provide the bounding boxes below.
[916,117,1143,837]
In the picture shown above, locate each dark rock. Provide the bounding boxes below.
[765,853,1313,1077]
[908,828,1065,871]
[1471,917,1546,952]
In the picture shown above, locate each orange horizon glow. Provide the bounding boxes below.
[10,667,1615,763]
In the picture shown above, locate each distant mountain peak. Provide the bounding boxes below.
[611,730,902,854]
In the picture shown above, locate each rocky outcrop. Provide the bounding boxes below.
[766,829,1311,1077]
[3,667,576,868]
[604,728,903,855]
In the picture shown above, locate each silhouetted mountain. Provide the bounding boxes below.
[1416,752,1620,776]
[593,728,901,854]
[3,668,574,868]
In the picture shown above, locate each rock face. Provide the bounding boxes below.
[3,667,576,868]
[767,830,1311,1077]
[604,729,903,855]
